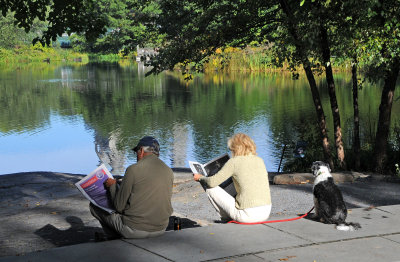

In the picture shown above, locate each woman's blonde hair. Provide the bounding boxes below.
[228,133,257,156]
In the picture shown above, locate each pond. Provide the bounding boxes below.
[0,62,399,175]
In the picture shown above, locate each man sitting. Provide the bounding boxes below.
[90,136,174,240]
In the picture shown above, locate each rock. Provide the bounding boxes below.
[273,173,313,185]
[273,172,357,185]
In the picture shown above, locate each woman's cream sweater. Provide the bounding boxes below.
[200,155,271,209]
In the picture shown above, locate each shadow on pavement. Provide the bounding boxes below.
[34,215,200,247]
[35,216,99,247]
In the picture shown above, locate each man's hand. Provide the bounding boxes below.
[193,173,203,182]
[104,178,117,188]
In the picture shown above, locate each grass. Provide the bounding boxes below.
[0,44,139,65]
[175,46,354,74]
[0,44,88,64]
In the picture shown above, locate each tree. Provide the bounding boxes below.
[148,0,337,167]
[361,0,400,172]
[69,0,165,54]
[277,0,335,168]
[1,0,108,45]
[314,0,400,173]
[0,12,47,48]
[310,1,346,169]
[325,0,370,171]
[150,0,400,172]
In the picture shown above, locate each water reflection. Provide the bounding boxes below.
[0,62,399,175]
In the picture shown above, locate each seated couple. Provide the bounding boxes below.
[90,133,271,240]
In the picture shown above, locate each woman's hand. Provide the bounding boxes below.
[193,173,203,182]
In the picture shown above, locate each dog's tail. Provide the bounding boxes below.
[336,222,361,231]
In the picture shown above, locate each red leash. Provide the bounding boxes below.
[227,206,314,225]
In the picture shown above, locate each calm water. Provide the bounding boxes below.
[1,62,399,175]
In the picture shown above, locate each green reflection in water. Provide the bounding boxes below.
[0,62,399,174]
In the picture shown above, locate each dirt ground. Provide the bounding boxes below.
[1,170,399,257]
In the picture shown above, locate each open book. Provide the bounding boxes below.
[75,164,115,213]
[189,153,236,197]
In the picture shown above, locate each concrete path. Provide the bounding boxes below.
[1,170,399,261]
[1,204,399,262]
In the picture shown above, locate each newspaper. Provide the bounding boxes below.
[75,164,115,213]
[189,153,236,197]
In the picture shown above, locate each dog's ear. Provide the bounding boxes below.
[311,161,320,173]
[321,161,331,172]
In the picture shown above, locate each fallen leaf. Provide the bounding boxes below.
[364,205,375,211]
[278,256,297,261]
[50,212,57,215]
[209,233,214,235]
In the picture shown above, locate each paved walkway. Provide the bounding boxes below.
[1,204,399,262]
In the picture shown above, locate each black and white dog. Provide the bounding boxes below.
[310,161,361,231]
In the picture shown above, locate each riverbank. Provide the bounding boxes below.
[1,170,399,257]
[1,44,355,72]
[0,45,88,64]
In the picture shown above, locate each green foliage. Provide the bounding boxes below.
[0,11,47,48]
[202,46,283,72]
[88,53,123,62]
[0,44,87,63]
[1,0,108,45]
[146,0,279,75]
[358,0,400,82]
[68,0,165,54]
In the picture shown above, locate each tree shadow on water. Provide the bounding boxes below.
[34,216,100,247]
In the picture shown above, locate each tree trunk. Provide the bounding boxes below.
[303,64,334,168]
[351,58,360,170]
[319,25,346,169]
[373,58,400,173]
[279,0,334,169]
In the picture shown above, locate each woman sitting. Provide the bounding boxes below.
[193,133,272,223]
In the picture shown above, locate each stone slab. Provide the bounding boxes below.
[377,204,400,215]
[273,173,314,185]
[265,207,400,243]
[0,240,168,262]
[254,236,400,262]
[211,254,266,262]
[172,168,192,184]
[125,224,310,262]
[383,233,400,244]
[272,172,356,185]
